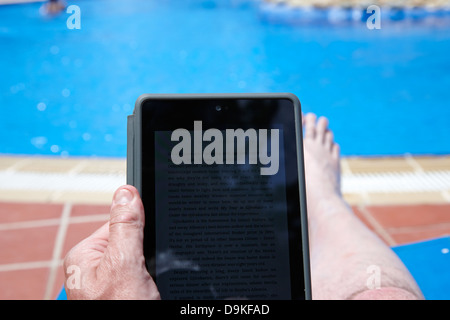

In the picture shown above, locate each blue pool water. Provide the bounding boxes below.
[1,0,449,157]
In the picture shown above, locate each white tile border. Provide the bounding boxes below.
[342,171,450,193]
[0,170,125,193]
[0,169,449,194]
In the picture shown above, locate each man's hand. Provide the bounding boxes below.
[63,185,160,300]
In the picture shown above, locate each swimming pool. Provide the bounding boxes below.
[0,0,449,157]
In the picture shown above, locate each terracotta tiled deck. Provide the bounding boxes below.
[0,155,449,299]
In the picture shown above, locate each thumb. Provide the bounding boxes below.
[108,185,145,257]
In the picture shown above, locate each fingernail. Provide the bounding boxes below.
[114,188,133,205]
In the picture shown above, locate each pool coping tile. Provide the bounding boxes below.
[1,154,449,206]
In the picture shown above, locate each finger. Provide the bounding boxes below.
[108,185,145,257]
[303,113,317,139]
[316,116,329,143]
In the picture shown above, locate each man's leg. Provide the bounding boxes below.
[303,113,423,300]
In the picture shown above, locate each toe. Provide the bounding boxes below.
[304,113,317,139]
[316,116,329,142]
[325,130,334,150]
[332,143,340,160]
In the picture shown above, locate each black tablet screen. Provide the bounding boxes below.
[140,97,306,300]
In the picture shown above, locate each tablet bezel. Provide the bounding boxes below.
[132,93,311,300]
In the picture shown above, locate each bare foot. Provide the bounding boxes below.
[302,112,356,250]
[301,114,423,300]
[302,113,342,216]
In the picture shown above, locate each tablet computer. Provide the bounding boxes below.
[127,93,310,300]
